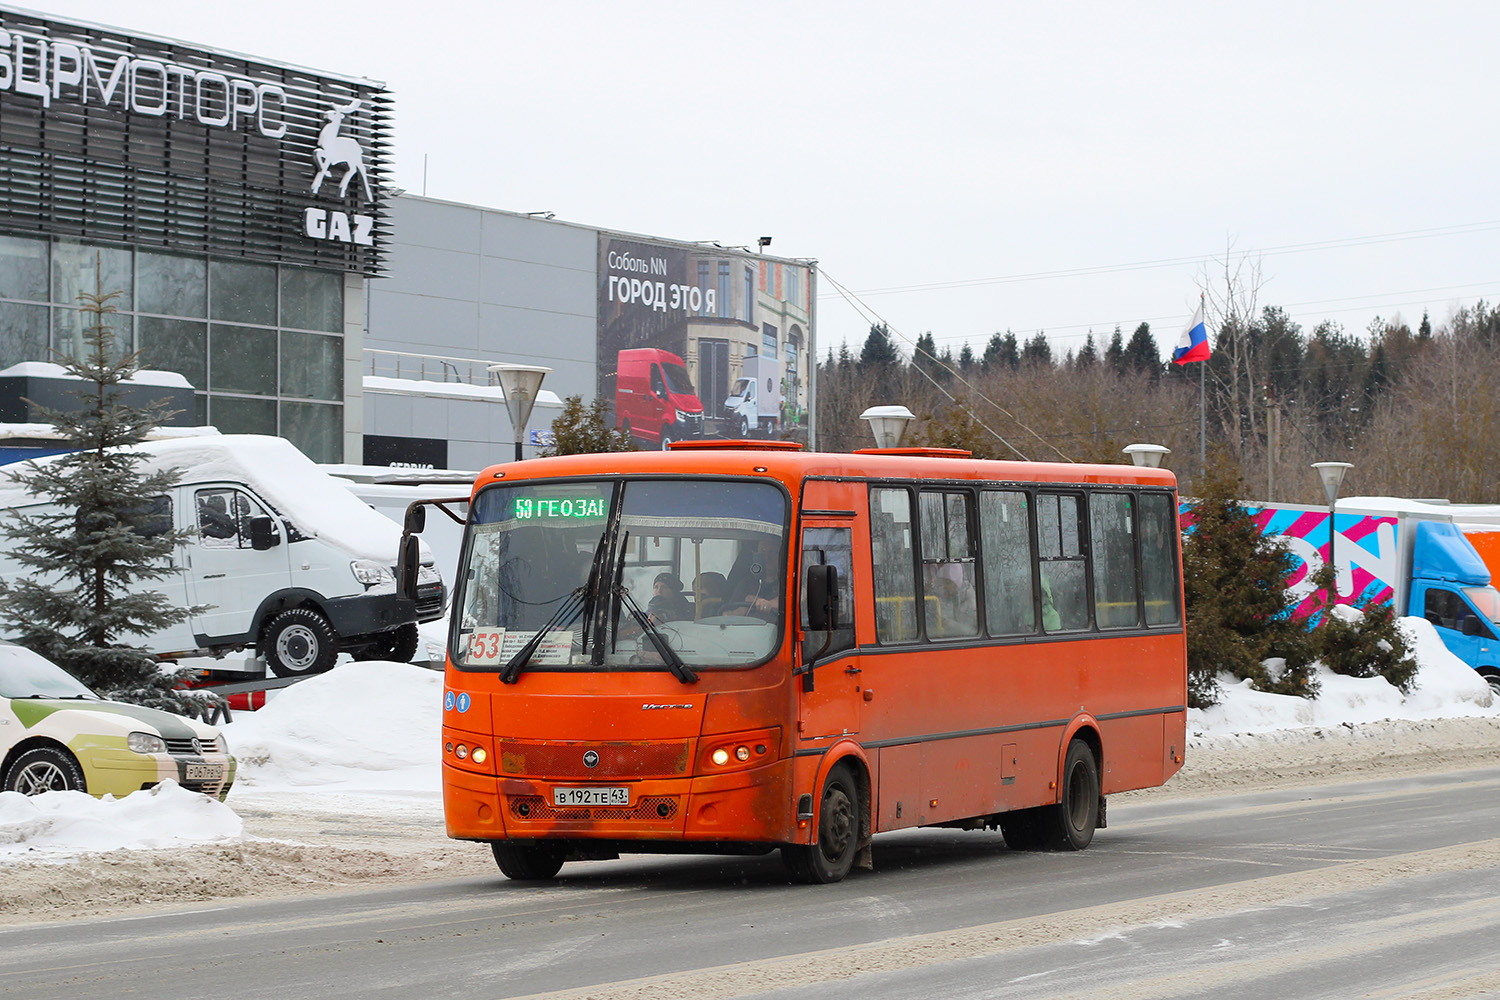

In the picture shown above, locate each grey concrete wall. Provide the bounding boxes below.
[365,196,597,468]
[363,196,597,470]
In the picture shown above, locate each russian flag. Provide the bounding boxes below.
[1172,301,1210,365]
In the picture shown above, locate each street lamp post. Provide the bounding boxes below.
[1122,443,1170,468]
[859,405,915,449]
[1311,461,1353,601]
[489,363,552,463]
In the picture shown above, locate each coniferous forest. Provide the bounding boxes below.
[816,300,1500,505]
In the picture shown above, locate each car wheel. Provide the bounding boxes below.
[492,841,566,880]
[261,608,338,677]
[4,746,87,796]
[782,762,860,883]
[351,623,421,663]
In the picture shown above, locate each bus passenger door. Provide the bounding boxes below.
[796,524,860,740]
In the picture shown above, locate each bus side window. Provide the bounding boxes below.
[1038,492,1089,631]
[1138,493,1181,625]
[871,488,918,642]
[1091,492,1139,628]
[800,527,855,661]
[981,490,1035,635]
[919,491,978,639]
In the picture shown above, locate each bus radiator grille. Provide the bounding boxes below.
[499,741,690,778]
[508,795,680,822]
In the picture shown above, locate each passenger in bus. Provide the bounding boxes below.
[647,573,692,624]
[728,537,780,618]
[692,572,728,618]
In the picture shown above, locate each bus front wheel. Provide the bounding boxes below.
[492,841,566,881]
[782,762,860,884]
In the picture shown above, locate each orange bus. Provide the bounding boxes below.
[400,442,1186,884]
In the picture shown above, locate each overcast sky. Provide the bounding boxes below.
[28,0,1500,362]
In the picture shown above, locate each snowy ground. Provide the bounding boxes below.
[1,618,1497,924]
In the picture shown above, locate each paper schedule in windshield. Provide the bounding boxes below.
[466,628,574,666]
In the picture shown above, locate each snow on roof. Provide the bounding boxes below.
[362,375,563,407]
[0,434,412,563]
[0,422,220,442]
[1341,496,1500,524]
[0,361,194,389]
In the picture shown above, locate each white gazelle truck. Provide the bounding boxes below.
[0,435,446,677]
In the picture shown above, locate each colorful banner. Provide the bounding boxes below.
[597,236,812,449]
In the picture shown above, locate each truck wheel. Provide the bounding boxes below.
[4,746,87,796]
[660,426,675,450]
[1480,667,1500,696]
[739,416,751,438]
[261,608,338,677]
[352,623,421,663]
[492,841,566,880]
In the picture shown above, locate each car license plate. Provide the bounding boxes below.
[185,763,223,782]
[553,786,629,807]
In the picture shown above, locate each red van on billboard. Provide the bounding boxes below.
[614,348,704,449]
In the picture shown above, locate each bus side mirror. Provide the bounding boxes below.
[404,503,427,534]
[397,534,421,600]
[248,515,279,550]
[807,564,839,631]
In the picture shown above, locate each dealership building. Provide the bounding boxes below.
[0,7,816,470]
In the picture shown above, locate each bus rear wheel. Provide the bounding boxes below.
[492,841,566,881]
[1003,739,1100,851]
[782,762,860,884]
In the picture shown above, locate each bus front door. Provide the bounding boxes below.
[796,524,860,741]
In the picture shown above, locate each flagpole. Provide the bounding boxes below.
[1199,293,1206,471]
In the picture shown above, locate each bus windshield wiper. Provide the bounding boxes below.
[499,585,588,685]
[614,584,697,684]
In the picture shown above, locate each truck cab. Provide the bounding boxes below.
[1407,520,1500,693]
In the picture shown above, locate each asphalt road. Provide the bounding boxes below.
[5,767,1500,1000]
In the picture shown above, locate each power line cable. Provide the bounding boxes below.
[822,270,1072,462]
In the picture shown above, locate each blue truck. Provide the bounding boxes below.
[1237,497,1500,695]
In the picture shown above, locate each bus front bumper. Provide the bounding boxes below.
[443,758,796,845]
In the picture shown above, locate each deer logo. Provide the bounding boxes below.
[310,99,374,201]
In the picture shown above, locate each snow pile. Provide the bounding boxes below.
[1188,616,1497,736]
[0,781,242,859]
[3,613,1498,860]
[221,661,442,793]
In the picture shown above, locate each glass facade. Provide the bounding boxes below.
[0,235,345,462]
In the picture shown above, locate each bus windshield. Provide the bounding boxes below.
[452,478,787,673]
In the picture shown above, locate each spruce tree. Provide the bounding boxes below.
[1180,457,1315,706]
[544,394,636,455]
[0,260,211,714]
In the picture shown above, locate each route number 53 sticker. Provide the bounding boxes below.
[467,627,506,665]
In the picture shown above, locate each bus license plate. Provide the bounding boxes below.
[185,764,223,782]
[553,786,629,807]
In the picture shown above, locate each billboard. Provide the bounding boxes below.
[0,6,392,275]
[597,235,813,449]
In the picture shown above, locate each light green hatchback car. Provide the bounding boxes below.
[0,642,236,800]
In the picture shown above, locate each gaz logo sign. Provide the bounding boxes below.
[303,98,375,247]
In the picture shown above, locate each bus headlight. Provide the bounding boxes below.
[700,728,780,773]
